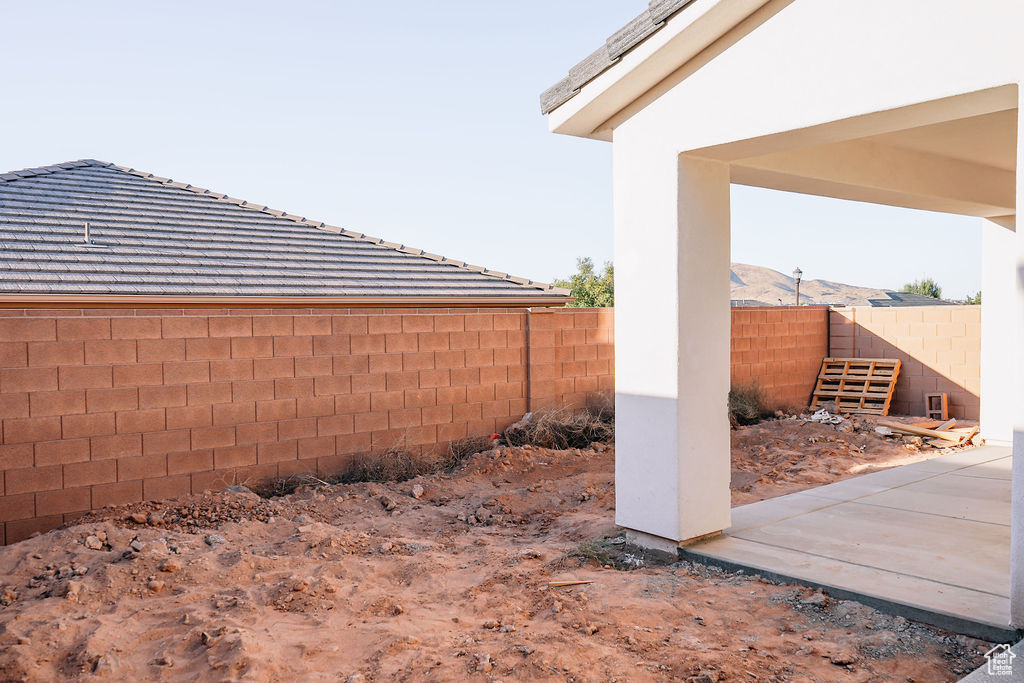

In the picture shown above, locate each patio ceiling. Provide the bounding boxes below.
[683,89,1019,220]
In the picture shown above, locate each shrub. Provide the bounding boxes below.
[436,435,492,472]
[251,472,329,498]
[728,384,772,427]
[504,406,614,450]
[335,446,423,485]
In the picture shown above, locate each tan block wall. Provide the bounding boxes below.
[0,307,617,544]
[11,302,965,544]
[730,306,830,410]
[830,306,981,419]
[528,308,615,411]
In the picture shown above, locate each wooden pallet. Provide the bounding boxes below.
[810,357,901,415]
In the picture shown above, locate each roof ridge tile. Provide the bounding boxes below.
[540,0,696,114]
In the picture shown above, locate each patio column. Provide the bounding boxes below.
[1011,93,1024,628]
[613,146,732,551]
[981,219,1016,445]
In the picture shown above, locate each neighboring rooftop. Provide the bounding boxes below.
[540,0,695,114]
[730,299,774,308]
[868,291,956,308]
[0,160,570,301]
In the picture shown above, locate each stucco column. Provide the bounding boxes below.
[1011,92,1024,628]
[981,218,1015,445]
[613,147,732,551]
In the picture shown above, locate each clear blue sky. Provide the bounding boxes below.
[3,1,980,298]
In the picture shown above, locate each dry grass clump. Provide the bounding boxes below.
[252,435,494,498]
[436,435,492,472]
[335,444,423,484]
[504,405,614,450]
[338,434,492,483]
[728,383,773,427]
[251,473,329,499]
[586,392,615,424]
[557,539,621,570]
[250,402,617,499]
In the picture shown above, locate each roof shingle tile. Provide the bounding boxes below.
[0,160,569,300]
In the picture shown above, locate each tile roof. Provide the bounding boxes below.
[0,160,570,300]
[868,292,955,307]
[540,0,695,115]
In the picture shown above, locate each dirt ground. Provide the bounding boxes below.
[0,418,988,682]
[730,414,979,505]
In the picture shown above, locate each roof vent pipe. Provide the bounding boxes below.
[83,222,90,244]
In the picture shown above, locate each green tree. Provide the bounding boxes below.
[966,290,981,305]
[901,277,942,299]
[554,257,614,307]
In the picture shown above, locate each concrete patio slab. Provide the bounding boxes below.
[949,458,1012,482]
[856,474,1011,526]
[683,446,1016,641]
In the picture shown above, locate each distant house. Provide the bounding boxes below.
[867,292,955,307]
[0,159,570,306]
[729,299,774,307]
[729,292,954,307]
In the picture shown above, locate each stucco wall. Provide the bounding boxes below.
[829,306,981,419]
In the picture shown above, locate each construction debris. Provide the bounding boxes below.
[877,420,981,447]
[796,407,979,453]
[548,580,595,587]
[806,409,843,425]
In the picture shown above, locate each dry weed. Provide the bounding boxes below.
[505,406,613,450]
[253,434,495,498]
[729,383,773,427]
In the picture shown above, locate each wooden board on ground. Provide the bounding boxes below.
[880,421,980,448]
[810,358,901,415]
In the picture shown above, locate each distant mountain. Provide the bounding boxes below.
[730,263,892,306]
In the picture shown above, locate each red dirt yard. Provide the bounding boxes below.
[0,418,987,681]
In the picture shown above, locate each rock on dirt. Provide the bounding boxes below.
[159,558,183,573]
[474,653,493,672]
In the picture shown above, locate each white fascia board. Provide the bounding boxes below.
[547,0,771,140]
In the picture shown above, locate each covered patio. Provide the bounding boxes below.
[542,0,1023,634]
[682,446,1013,641]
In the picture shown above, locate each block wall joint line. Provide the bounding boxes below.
[525,308,533,413]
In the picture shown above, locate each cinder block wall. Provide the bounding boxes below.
[730,306,830,409]
[7,303,931,544]
[830,306,980,418]
[0,306,612,544]
[528,308,614,410]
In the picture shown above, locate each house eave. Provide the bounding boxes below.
[545,0,771,140]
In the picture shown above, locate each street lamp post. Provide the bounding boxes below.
[793,267,802,306]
